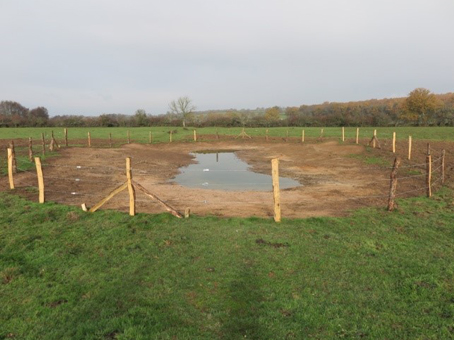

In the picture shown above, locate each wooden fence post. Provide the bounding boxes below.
[7,148,15,189]
[193,130,197,142]
[28,138,34,162]
[88,132,91,147]
[387,157,400,211]
[441,150,446,185]
[408,136,412,160]
[169,131,173,143]
[41,133,46,155]
[126,157,136,216]
[426,145,432,198]
[8,141,17,173]
[342,127,345,142]
[64,128,68,147]
[109,133,112,147]
[301,129,305,143]
[35,157,45,203]
[320,128,324,139]
[49,131,55,151]
[372,130,377,148]
[356,128,359,144]
[392,132,396,153]
[271,158,281,223]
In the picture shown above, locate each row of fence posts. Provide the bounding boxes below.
[387,143,446,211]
[13,128,415,159]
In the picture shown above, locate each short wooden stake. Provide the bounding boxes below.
[372,129,377,148]
[271,158,281,223]
[342,127,345,142]
[193,130,197,142]
[387,157,400,211]
[126,157,136,216]
[7,148,15,189]
[392,132,396,153]
[109,133,112,147]
[169,131,173,143]
[408,136,412,160]
[320,128,324,139]
[356,127,359,144]
[64,128,68,147]
[9,141,17,173]
[426,151,432,198]
[184,208,191,218]
[81,203,88,212]
[127,130,131,144]
[28,137,34,162]
[441,150,446,185]
[41,133,46,155]
[88,132,91,147]
[35,157,45,203]
[301,129,305,143]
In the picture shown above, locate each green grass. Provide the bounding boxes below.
[1,190,454,339]
[1,126,454,144]
[347,147,391,167]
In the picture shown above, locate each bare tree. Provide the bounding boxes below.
[168,96,196,127]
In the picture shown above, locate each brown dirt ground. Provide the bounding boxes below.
[2,138,453,219]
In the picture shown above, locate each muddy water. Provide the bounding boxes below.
[172,152,300,191]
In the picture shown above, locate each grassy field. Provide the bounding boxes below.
[1,126,454,339]
[1,126,454,144]
[1,189,454,339]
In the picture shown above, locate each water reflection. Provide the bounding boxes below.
[172,152,300,191]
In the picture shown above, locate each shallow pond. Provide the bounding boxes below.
[172,152,300,191]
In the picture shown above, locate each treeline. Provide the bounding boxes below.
[2,89,454,128]
[0,101,49,127]
[286,92,454,127]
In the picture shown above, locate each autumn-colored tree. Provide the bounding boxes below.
[264,106,281,124]
[400,88,442,125]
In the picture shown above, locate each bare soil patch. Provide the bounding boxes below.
[3,139,453,218]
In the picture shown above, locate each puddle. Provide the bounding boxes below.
[172,152,301,191]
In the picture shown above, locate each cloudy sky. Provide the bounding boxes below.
[1,0,453,116]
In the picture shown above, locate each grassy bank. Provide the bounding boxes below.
[1,190,453,339]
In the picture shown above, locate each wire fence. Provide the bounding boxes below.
[0,128,450,219]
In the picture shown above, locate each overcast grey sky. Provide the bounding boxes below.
[1,0,453,116]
